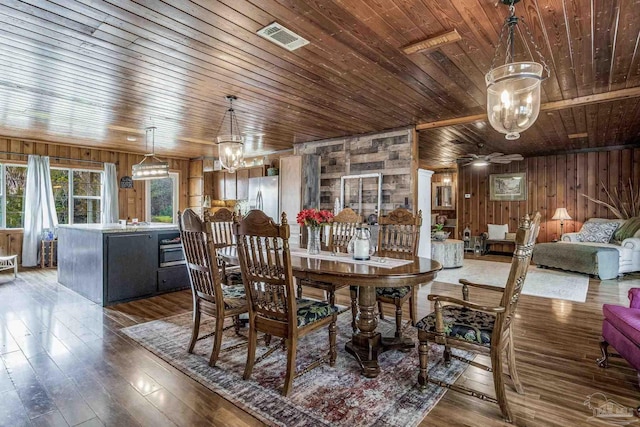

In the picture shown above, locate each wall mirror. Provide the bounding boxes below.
[432,182,455,210]
[340,173,382,221]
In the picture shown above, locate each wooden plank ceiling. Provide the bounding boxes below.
[0,0,638,167]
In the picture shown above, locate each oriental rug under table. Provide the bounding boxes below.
[121,312,473,427]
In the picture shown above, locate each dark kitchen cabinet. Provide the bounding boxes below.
[105,233,157,303]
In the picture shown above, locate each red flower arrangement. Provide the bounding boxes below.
[296,208,334,227]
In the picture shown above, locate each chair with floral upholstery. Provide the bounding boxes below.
[178,209,248,367]
[233,209,339,396]
[416,212,541,423]
[370,208,422,337]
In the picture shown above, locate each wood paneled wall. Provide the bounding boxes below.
[457,147,640,245]
[0,137,190,261]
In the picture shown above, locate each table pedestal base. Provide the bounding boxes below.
[345,329,415,378]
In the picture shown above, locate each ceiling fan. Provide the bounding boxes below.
[457,152,524,167]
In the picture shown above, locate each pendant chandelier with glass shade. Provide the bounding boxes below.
[132,126,170,180]
[216,95,244,173]
[486,0,550,140]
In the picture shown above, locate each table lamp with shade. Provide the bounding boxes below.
[552,208,572,239]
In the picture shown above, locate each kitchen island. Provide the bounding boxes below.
[58,224,190,306]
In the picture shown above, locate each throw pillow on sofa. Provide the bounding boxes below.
[576,222,620,243]
[613,217,640,243]
[487,224,508,240]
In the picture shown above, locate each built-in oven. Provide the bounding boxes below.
[159,237,185,267]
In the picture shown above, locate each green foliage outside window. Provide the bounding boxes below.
[149,177,174,223]
[50,169,69,224]
[5,166,26,228]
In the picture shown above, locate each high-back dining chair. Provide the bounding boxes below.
[297,208,362,306]
[416,212,541,423]
[234,210,339,396]
[178,209,248,367]
[374,208,422,338]
[205,208,242,286]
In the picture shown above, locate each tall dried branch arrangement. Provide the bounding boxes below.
[581,179,640,219]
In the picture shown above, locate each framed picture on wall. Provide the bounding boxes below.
[490,172,527,201]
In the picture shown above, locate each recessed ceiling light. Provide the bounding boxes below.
[127,136,137,142]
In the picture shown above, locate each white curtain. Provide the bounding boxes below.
[22,155,58,267]
[101,163,118,224]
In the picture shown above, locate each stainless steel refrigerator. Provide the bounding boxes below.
[248,176,279,220]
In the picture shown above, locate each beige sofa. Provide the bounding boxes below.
[561,218,640,275]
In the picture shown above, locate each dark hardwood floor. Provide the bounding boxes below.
[0,260,638,426]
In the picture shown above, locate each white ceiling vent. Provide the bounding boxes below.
[257,22,309,51]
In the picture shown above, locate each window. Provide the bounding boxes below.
[4,165,27,228]
[72,170,101,224]
[146,173,179,223]
[50,169,69,224]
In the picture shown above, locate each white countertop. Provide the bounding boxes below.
[57,223,179,233]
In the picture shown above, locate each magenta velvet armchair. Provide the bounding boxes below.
[598,288,640,384]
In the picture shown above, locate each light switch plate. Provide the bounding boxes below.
[465,193,471,198]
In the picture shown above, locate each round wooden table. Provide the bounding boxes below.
[218,246,442,377]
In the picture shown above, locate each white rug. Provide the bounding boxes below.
[433,259,590,303]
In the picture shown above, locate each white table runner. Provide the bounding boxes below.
[289,248,413,269]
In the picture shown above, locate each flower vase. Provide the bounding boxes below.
[307,226,321,255]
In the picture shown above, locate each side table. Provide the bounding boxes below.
[431,239,464,268]
[41,240,57,268]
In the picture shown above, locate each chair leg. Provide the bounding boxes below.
[265,334,272,347]
[328,290,335,307]
[282,338,297,396]
[418,337,429,388]
[188,301,201,353]
[209,312,225,367]
[394,299,403,338]
[443,344,451,366]
[297,281,303,300]
[329,317,337,366]
[378,301,385,320]
[597,339,609,368]
[233,315,241,335]
[243,320,258,380]
[492,349,513,423]
[350,287,358,333]
[506,329,524,394]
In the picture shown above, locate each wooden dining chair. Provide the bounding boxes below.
[233,210,338,396]
[417,212,541,423]
[372,208,422,337]
[297,207,361,306]
[178,209,248,367]
[205,208,243,286]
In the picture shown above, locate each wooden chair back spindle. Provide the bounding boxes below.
[234,210,294,326]
[328,207,362,252]
[377,208,422,256]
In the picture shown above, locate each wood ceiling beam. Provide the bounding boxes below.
[416,86,640,130]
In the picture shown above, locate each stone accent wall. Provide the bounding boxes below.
[294,128,414,216]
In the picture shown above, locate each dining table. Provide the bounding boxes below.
[217,246,442,378]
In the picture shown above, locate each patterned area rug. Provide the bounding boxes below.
[121,312,473,427]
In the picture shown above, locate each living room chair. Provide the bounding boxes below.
[205,208,243,287]
[233,210,339,396]
[416,212,541,423]
[178,209,248,367]
[598,287,640,386]
[297,207,361,306]
[367,208,421,337]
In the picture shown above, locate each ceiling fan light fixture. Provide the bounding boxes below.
[486,0,549,140]
[216,95,244,173]
[472,159,490,167]
[132,127,170,180]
